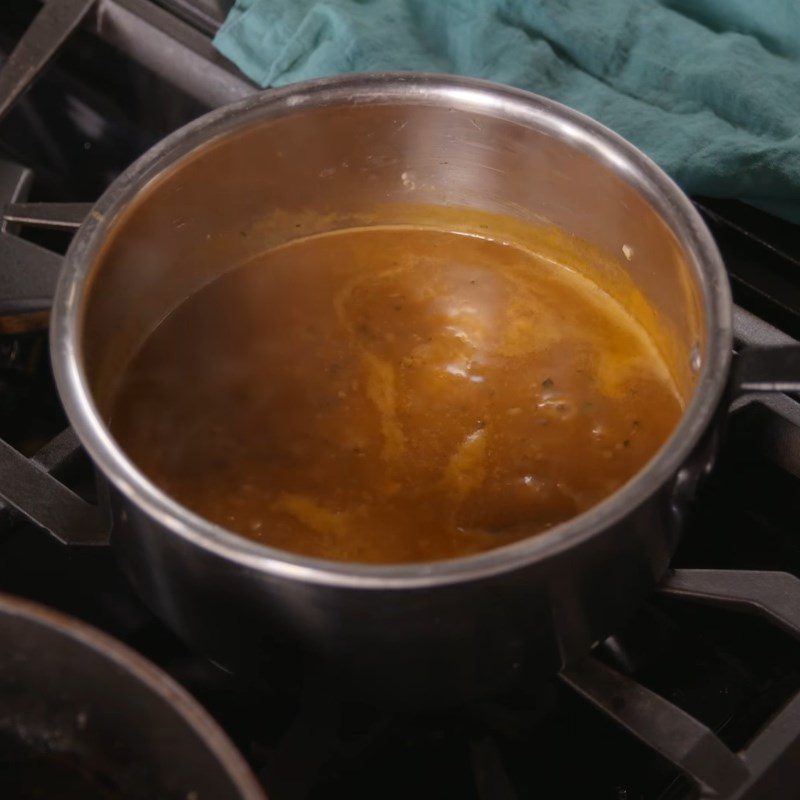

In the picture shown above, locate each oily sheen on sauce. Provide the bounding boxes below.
[110,226,683,564]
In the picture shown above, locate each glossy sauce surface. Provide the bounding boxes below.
[110,227,684,563]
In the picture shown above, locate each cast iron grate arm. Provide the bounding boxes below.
[562,569,800,799]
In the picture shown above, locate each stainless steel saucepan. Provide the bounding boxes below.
[6,74,800,705]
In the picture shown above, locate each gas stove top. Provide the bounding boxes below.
[1,3,800,799]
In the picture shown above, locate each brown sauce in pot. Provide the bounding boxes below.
[109,226,683,563]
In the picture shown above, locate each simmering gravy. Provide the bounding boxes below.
[110,226,683,563]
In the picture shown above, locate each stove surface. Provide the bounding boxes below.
[1,3,800,799]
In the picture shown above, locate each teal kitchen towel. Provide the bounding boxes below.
[214,0,800,221]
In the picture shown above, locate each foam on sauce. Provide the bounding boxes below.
[110,226,684,563]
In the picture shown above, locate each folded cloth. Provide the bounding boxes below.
[214,0,800,221]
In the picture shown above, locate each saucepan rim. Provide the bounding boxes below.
[50,72,732,589]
